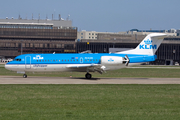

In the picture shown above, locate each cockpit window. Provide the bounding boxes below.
[14,59,21,61]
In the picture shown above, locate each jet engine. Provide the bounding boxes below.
[101,56,129,66]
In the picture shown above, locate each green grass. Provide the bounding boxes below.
[0,85,180,120]
[1,66,180,78]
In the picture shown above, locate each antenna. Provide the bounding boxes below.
[38,14,40,20]
[59,14,61,21]
[52,14,53,20]
[46,14,48,20]
[54,9,56,19]
[67,14,70,20]
[32,13,33,20]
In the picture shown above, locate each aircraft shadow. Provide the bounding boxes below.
[70,77,100,80]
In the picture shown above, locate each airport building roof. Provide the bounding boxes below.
[0,18,72,27]
[0,22,53,26]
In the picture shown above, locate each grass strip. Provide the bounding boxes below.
[0,85,180,120]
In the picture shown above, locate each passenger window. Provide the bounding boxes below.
[77,60,78,61]
[59,60,60,62]
[73,60,75,61]
[62,60,63,61]
[42,60,44,62]
[45,60,47,62]
[39,60,41,62]
[37,60,38,62]
[56,60,58,61]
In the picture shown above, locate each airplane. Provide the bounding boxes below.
[5,33,167,79]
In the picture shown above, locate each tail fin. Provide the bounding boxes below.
[118,33,167,55]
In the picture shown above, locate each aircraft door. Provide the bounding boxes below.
[80,57,83,63]
[25,56,31,69]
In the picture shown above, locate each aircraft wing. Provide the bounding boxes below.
[66,64,98,68]
[66,64,106,74]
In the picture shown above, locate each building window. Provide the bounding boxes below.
[81,36,83,38]
[81,33,83,35]
[64,44,74,49]
[92,33,94,35]
[89,37,91,39]
[92,37,94,39]
[89,33,91,35]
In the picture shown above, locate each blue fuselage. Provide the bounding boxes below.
[7,53,157,65]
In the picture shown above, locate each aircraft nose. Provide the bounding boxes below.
[5,64,10,70]
[5,64,8,69]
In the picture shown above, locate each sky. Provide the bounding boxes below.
[0,0,179,32]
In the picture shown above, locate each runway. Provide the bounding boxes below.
[0,76,180,84]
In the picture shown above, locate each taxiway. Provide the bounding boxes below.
[0,76,180,84]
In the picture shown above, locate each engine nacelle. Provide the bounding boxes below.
[101,56,126,65]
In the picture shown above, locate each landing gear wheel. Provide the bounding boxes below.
[23,74,27,78]
[85,73,92,79]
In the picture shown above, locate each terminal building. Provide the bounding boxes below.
[127,29,177,36]
[0,16,77,58]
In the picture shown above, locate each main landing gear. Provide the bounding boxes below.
[23,74,27,78]
[85,73,92,79]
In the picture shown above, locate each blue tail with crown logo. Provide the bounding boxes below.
[118,33,167,55]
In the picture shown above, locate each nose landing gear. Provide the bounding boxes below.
[23,74,27,78]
